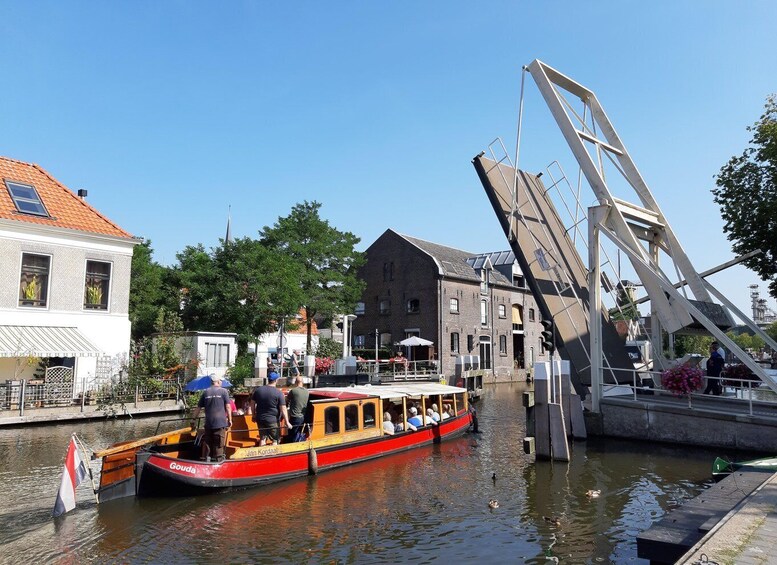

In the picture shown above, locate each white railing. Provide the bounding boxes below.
[597,367,777,418]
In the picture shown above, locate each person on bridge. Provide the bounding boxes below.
[191,375,232,462]
[704,341,725,395]
[250,372,292,445]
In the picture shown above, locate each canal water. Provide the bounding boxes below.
[0,383,732,564]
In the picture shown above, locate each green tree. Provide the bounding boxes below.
[129,240,171,339]
[175,237,302,347]
[713,95,777,297]
[673,335,712,357]
[315,337,342,359]
[767,321,777,343]
[260,201,366,354]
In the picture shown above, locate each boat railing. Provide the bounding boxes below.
[598,366,777,418]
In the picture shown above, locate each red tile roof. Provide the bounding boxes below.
[0,156,133,239]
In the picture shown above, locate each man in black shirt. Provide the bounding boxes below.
[250,372,292,445]
[191,375,232,462]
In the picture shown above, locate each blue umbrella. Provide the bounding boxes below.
[184,375,233,391]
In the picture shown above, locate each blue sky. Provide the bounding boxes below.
[1,1,776,316]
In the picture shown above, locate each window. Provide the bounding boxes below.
[354,334,365,347]
[379,300,391,314]
[363,403,376,428]
[380,332,392,346]
[325,406,340,434]
[355,301,365,315]
[84,260,111,310]
[450,332,460,354]
[528,308,536,322]
[406,298,420,314]
[449,298,459,313]
[512,305,523,331]
[19,253,51,307]
[383,263,389,282]
[499,335,507,354]
[206,343,230,367]
[345,404,359,431]
[513,275,525,288]
[480,271,488,294]
[5,180,49,217]
[498,304,506,318]
[480,300,488,326]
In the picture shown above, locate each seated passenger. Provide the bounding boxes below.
[395,421,417,432]
[383,412,395,435]
[441,404,452,420]
[430,404,441,422]
[425,408,439,426]
[407,406,424,428]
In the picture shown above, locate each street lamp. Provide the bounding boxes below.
[341,314,357,358]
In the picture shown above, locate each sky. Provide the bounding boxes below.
[1,1,776,317]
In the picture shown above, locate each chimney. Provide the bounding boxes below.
[77,189,88,200]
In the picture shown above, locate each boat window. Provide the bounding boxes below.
[344,404,359,431]
[325,406,340,434]
[454,393,465,414]
[363,403,376,428]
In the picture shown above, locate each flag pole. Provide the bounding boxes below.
[73,434,100,504]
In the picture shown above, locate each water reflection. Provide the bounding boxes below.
[0,384,731,563]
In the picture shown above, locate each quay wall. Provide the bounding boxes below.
[588,397,777,453]
[0,399,184,427]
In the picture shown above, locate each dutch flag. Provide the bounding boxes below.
[53,436,88,517]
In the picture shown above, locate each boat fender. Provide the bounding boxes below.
[308,445,318,475]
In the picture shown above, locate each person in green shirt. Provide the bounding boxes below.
[286,376,309,442]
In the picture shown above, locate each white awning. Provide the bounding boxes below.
[0,326,101,358]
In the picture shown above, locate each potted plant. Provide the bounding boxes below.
[22,275,39,305]
[660,364,704,397]
[86,282,103,307]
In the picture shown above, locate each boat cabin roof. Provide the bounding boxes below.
[311,383,466,400]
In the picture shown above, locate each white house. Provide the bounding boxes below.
[0,156,138,397]
[155,331,237,381]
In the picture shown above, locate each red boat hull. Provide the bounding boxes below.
[138,414,471,495]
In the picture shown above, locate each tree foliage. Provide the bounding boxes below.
[726,330,765,355]
[175,237,304,347]
[260,201,366,353]
[713,95,777,297]
[673,334,713,357]
[129,240,171,339]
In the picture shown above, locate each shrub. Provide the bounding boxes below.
[226,354,255,387]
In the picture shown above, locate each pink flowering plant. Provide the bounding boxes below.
[660,364,704,397]
[314,357,335,375]
[723,364,758,387]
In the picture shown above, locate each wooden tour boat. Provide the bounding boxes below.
[94,382,471,502]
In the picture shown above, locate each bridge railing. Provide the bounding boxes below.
[600,367,777,417]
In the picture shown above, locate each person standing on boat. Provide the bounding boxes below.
[250,372,292,445]
[191,375,232,462]
[286,376,309,442]
[704,341,725,395]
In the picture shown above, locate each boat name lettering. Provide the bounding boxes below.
[169,462,196,474]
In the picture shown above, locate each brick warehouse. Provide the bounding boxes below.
[351,229,549,381]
